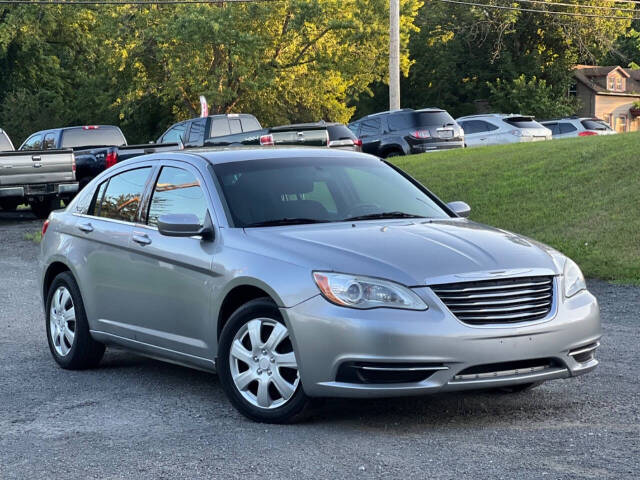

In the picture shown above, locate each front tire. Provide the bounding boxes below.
[45,272,105,369]
[0,199,19,211]
[217,298,310,423]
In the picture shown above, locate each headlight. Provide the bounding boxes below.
[312,272,428,310]
[563,258,586,298]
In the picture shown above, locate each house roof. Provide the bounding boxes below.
[574,65,640,95]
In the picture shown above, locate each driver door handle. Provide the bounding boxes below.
[78,222,94,233]
[132,233,152,246]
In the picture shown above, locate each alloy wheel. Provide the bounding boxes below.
[229,318,299,409]
[49,286,76,357]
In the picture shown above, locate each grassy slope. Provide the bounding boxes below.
[392,133,640,284]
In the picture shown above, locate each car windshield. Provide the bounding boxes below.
[60,127,126,148]
[388,111,455,131]
[213,157,451,227]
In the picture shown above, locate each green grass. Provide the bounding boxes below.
[392,133,640,284]
[23,231,42,243]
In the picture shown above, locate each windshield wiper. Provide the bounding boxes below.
[244,218,329,227]
[342,211,424,222]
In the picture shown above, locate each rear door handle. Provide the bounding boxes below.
[78,222,94,233]
[132,233,152,246]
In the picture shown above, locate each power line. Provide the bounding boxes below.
[436,0,638,21]
[0,0,278,4]
[514,0,638,14]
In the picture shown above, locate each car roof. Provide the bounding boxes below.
[456,113,531,120]
[351,108,446,123]
[118,146,376,169]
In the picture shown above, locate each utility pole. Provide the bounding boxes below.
[389,0,401,111]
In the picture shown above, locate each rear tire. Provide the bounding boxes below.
[0,199,19,211]
[45,271,105,369]
[30,197,60,219]
[384,150,403,158]
[217,298,311,423]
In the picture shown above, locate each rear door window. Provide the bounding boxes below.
[210,118,231,137]
[229,118,242,134]
[60,127,126,148]
[146,166,208,227]
[21,134,44,150]
[240,116,261,132]
[97,167,152,223]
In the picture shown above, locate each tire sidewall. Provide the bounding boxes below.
[217,298,309,423]
[45,271,95,369]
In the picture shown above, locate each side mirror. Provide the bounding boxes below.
[157,213,213,240]
[447,201,471,218]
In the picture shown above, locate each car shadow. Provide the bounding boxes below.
[96,348,576,429]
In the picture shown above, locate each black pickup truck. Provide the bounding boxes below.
[157,114,329,148]
[19,125,178,190]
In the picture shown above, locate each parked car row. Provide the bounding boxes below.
[346,110,616,156]
[0,114,364,217]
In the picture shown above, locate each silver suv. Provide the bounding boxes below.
[541,117,616,139]
[457,114,551,147]
[40,148,600,423]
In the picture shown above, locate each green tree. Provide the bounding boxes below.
[487,75,576,118]
[390,0,634,118]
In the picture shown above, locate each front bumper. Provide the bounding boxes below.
[282,286,600,398]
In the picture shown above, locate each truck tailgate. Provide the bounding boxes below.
[0,150,75,186]
[271,127,328,147]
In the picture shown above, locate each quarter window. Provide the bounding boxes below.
[97,167,151,222]
[147,167,208,227]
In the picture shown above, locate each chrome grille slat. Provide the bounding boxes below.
[431,276,555,325]
[444,293,551,307]
[432,279,551,293]
[434,286,551,300]
[450,301,550,314]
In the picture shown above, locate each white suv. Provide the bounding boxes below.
[456,114,551,148]
[541,118,616,139]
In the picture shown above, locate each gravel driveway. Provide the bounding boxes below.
[1,213,638,479]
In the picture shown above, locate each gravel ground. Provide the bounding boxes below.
[1,212,638,479]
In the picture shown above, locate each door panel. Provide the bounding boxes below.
[125,164,216,358]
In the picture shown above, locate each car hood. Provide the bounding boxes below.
[244,219,560,286]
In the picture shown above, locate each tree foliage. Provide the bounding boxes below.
[0,1,421,144]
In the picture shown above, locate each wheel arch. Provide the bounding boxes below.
[42,261,73,304]
[215,279,284,343]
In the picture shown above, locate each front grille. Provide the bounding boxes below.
[431,276,554,325]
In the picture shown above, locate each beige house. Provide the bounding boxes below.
[574,65,640,132]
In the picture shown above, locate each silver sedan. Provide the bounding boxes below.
[40,148,600,423]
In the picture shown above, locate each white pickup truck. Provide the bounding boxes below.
[0,128,78,218]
